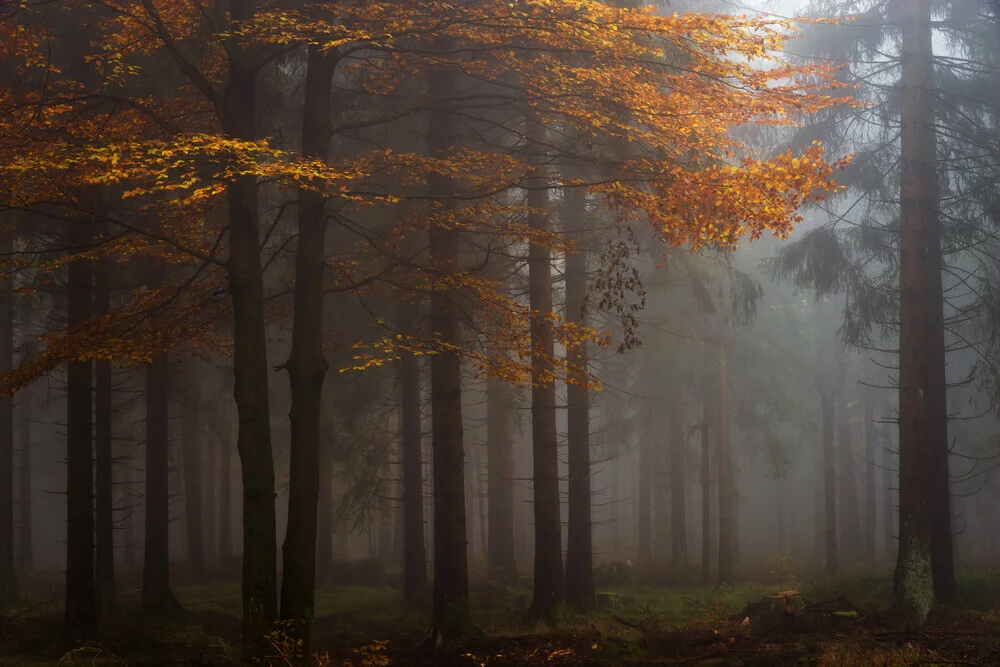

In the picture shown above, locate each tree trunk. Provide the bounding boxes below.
[700,384,711,586]
[486,375,517,584]
[637,435,652,563]
[564,184,593,611]
[0,237,13,603]
[64,228,96,642]
[819,388,838,574]
[837,403,862,562]
[316,427,333,585]
[279,45,337,658]
[669,381,687,566]
[716,336,734,585]
[182,398,206,582]
[526,113,563,621]
[400,351,429,604]
[864,400,877,562]
[894,0,940,622]
[883,432,896,561]
[17,384,31,574]
[94,258,116,616]
[142,355,179,615]
[218,430,234,576]
[224,28,279,655]
[204,418,218,573]
[426,48,473,642]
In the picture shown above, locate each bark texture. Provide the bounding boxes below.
[486,376,517,584]
[94,258,116,616]
[401,351,429,605]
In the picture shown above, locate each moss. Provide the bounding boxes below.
[895,533,934,624]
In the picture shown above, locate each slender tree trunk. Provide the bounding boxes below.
[819,388,838,574]
[204,420,218,573]
[669,381,687,566]
[279,46,337,658]
[894,0,940,622]
[564,185,593,611]
[17,384,31,574]
[700,391,712,586]
[94,258,115,616]
[716,336,734,585]
[775,477,788,553]
[225,43,279,658]
[182,397,206,582]
[218,429,234,575]
[0,238,13,603]
[883,432,896,561]
[64,227,96,642]
[142,355,179,615]
[316,426,333,586]
[837,403,862,562]
[526,113,563,620]
[426,48,473,642]
[486,375,517,584]
[865,400,877,562]
[400,350,429,607]
[637,435,652,563]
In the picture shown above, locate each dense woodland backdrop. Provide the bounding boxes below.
[1,0,1000,662]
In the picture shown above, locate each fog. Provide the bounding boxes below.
[1,0,999,662]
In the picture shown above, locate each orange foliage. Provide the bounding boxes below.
[0,0,853,393]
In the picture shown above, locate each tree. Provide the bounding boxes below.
[564,184,595,611]
[94,256,116,615]
[0,234,12,603]
[894,0,940,622]
[279,42,339,655]
[142,354,180,615]
[401,349,430,605]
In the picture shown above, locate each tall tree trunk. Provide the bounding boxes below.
[526,113,563,620]
[94,258,115,616]
[142,355,179,615]
[227,67,279,664]
[0,238,13,603]
[316,427,333,585]
[775,477,788,553]
[894,0,940,622]
[883,432,896,561]
[279,45,337,658]
[486,376,517,584]
[400,351,429,605]
[204,419,218,573]
[837,403,862,562]
[864,400,877,562]
[426,47,473,642]
[218,428,234,576]
[564,185,593,611]
[669,381,687,566]
[182,398,206,582]
[17,384,31,574]
[700,388,712,586]
[819,388,838,574]
[637,435,652,562]
[64,228,96,642]
[716,336,734,585]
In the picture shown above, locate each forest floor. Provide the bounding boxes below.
[4,563,1000,665]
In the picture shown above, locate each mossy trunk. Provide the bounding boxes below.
[893,0,938,622]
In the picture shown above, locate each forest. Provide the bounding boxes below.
[0,0,998,663]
